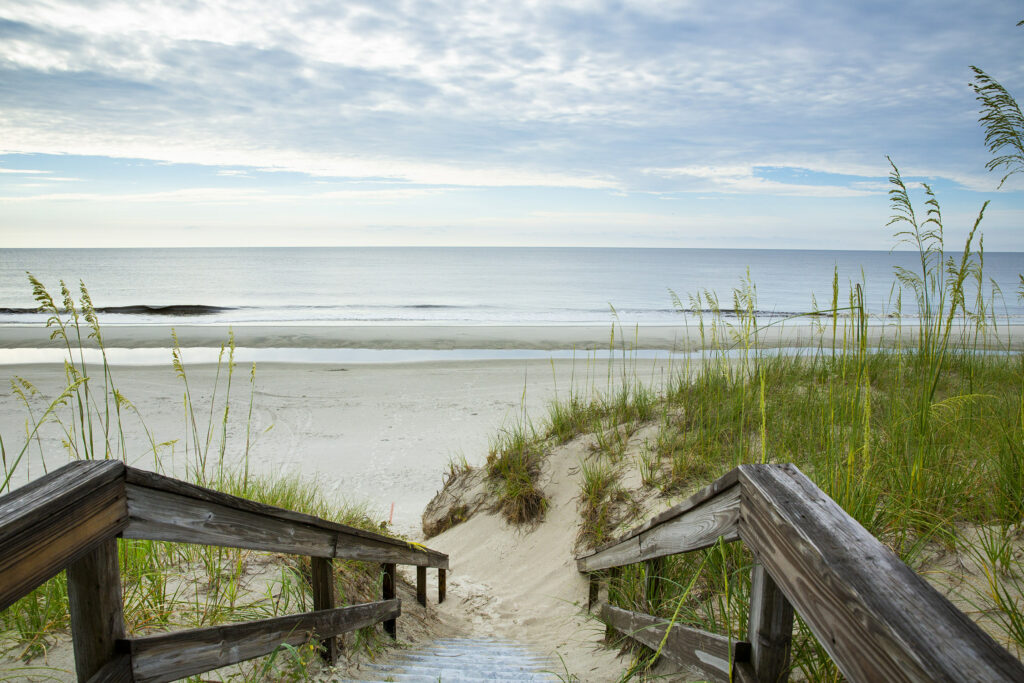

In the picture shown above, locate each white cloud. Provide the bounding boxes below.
[0,122,619,189]
[6,0,992,166]
[0,185,460,205]
[0,0,1021,247]
[645,164,882,197]
[0,167,50,174]
[0,188,272,204]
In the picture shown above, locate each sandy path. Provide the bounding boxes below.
[414,433,648,682]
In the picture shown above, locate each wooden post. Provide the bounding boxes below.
[438,568,446,604]
[747,562,794,683]
[66,537,125,683]
[605,567,620,642]
[416,565,427,607]
[381,563,397,639]
[310,557,338,665]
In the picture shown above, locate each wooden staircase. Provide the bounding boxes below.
[0,461,448,682]
[343,637,558,682]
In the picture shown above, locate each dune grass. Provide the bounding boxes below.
[542,162,1024,679]
[576,457,638,550]
[486,418,549,525]
[0,280,392,680]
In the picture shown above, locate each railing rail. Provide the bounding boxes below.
[0,461,449,683]
[576,463,1024,683]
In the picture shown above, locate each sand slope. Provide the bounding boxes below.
[414,435,639,682]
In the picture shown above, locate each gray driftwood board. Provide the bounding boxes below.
[127,599,401,683]
[738,463,1024,682]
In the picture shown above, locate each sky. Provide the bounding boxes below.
[0,0,1022,250]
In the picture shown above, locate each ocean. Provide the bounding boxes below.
[2,247,1022,328]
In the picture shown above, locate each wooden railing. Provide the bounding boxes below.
[0,460,449,683]
[576,463,1024,683]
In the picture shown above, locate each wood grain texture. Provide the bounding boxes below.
[605,567,621,642]
[67,537,126,683]
[124,484,336,557]
[738,463,1024,683]
[747,562,793,683]
[578,468,739,561]
[583,535,641,572]
[84,654,132,683]
[124,469,448,568]
[731,661,759,683]
[416,565,427,607]
[125,468,364,535]
[310,557,337,665]
[577,485,740,571]
[381,563,397,639]
[601,604,747,683]
[127,599,401,683]
[0,461,127,611]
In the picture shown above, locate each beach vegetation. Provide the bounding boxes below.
[970,19,1024,302]
[539,162,1024,679]
[486,418,548,525]
[576,456,638,550]
[970,24,1024,191]
[545,390,603,444]
[0,279,396,680]
[443,452,472,484]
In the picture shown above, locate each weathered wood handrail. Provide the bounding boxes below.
[122,467,449,567]
[577,469,741,573]
[124,600,401,683]
[0,461,449,682]
[0,461,129,612]
[576,463,1024,683]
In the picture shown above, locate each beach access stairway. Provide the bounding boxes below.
[341,637,559,682]
[0,460,448,683]
[576,463,1024,682]
[6,462,1024,683]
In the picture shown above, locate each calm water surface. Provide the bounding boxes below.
[2,247,1022,325]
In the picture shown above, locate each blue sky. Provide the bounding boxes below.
[0,0,1021,249]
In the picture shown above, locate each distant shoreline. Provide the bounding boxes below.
[2,322,1023,352]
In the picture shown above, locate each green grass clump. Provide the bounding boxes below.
[576,457,636,550]
[545,391,603,444]
[635,398,739,495]
[485,421,548,525]
[443,453,472,483]
[600,333,1024,672]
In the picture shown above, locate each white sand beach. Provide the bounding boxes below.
[0,353,676,535]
